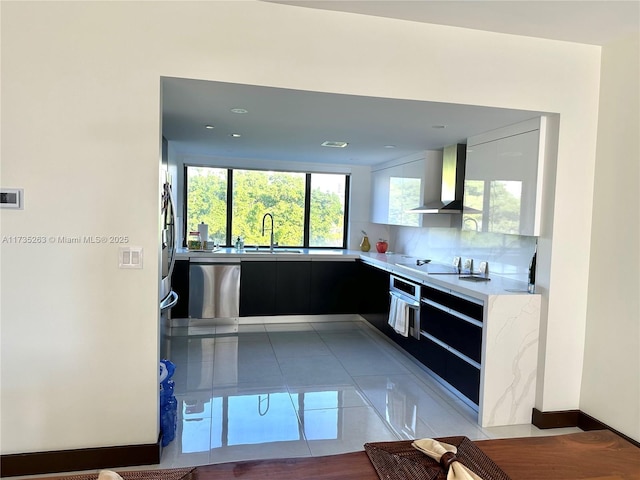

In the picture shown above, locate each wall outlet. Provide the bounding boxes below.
[478,261,489,275]
[452,256,461,269]
[463,258,473,272]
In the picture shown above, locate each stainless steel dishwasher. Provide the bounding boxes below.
[188,259,240,319]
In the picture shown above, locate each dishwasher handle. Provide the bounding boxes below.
[190,258,241,265]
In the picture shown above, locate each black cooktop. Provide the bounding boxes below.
[395,260,491,281]
[394,261,459,275]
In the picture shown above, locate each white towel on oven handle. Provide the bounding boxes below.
[388,294,398,330]
[388,293,410,337]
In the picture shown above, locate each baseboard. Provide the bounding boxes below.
[531,408,580,428]
[532,408,639,448]
[0,438,162,478]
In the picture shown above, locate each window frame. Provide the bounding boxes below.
[183,165,350,249]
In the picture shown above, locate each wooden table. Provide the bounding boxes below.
[192,430,640,480]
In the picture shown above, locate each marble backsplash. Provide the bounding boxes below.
[387,224,537,281]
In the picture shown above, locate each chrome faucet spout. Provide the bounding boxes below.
[261,213,275,252]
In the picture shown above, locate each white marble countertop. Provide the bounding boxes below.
[359,252,533,302]
[175,247,533,301]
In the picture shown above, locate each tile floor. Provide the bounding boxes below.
[159,318,581,469]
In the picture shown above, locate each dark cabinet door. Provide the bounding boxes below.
[275,261,311,315]
[358,262,391,324]
[171,260,189,318]
[422,285,483,321]
[447,353,481,405]
[310,261,360,314]
[240,261,277,316]
[421,304,482,363]
[420,336,448,379]
[419,335,480,405]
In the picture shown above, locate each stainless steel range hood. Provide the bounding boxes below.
[409,143,467,213]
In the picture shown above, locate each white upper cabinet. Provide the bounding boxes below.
[463,117,547,236]
[370,151,442,227]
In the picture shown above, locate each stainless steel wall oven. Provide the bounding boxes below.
[389,274,421,340]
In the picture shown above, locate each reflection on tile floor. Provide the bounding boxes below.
[160,318,581,468]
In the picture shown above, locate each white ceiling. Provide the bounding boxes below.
[162,77,545,166]
[271,1,639,46]
[162,1,639,167]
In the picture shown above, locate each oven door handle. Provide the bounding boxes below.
[389,291,420,308]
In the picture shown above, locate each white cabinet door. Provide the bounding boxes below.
[371,159,423,227]
[464,118,545,236]
[392,160,422,227]
[370,166,392,224]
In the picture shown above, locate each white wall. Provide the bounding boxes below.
[1,1,611,455]
[581,32,640,439]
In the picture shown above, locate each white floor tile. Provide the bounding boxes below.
[305,406,399,456]
[278,355,354,387]
[311,321,367,332]
[265,322,315,332]
[288,384,371,411]
[150,318,586,472]
[11,318,588,480]
[269,331,333,358]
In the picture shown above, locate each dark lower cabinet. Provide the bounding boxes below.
[239,261,277,316]
[447,351,481,405]
[421,303,482,363]
[310,261,360,314]
[422,285,483,321]
[418,336,480,405]
[170,260,190,318]
[359,269,483,407]
[419,335,447,378]
[240,259,364,317]
[276,261,311,315]
[358,262,390,325]
[419,286,483,405]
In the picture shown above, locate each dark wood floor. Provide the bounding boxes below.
[192,430,640,480]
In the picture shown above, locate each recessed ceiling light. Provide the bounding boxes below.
[384,145,396,149]
[230,108,248,114]
[230,133,242,138]
[204,125,215,129]
[321,141,349,148]
[432,125,447,129]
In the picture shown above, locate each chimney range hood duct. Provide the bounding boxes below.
[410,143,467,214]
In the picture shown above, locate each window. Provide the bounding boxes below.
[309,174,347,247]
[233,169,306,246]
[185,166,349,248]
[185,166,228,244]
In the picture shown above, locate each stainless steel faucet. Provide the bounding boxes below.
[261,213,275,252]
[464,217,479,232]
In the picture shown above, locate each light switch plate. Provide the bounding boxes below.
[119,247,143,269]
[0,188,23,209]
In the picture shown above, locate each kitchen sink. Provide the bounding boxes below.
[243,249,303,254]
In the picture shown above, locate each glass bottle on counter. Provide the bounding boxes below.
[234,236,244,251]
[187,231,202,250]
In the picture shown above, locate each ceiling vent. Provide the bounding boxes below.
[321,141,349,148]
